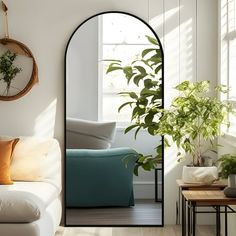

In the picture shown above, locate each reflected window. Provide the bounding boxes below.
[98,14,154,126]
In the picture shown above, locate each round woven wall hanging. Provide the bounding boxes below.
[0,38,38,101]
[0,1,38,101]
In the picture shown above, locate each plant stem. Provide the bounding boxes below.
[197,132,201,166]
[6,82,10,96]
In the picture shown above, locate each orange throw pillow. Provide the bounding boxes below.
[0,138,19,184]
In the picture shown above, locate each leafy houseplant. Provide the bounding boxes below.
[157,80,235,167]
[218,154,236,197]
[0,50,22,96]
[106,35,163,175]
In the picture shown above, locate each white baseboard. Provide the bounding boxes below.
[133,181,162,199]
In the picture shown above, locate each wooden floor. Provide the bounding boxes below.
[66,200,162,225]
[55,225,215,236]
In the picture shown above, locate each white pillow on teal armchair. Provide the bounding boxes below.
[66,118,116,149]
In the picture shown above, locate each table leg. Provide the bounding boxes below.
[178,187,181,225]
[155,168,162,202]
[216,206,221,236]
[176,201,179,225]
[182,194,186,236]
[187,202,190,236]
[192,203,196,236]
[155,169,157,202]
[225,206,228,236]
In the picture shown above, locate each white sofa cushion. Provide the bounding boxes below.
[7,136,62,190]
[0,198,61,236]
[0,182,60,223]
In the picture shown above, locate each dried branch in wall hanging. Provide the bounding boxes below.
[0,1,38,101]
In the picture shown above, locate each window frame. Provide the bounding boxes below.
[219,0,236,137]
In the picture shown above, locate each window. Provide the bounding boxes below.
[220,0,236,135]
[98,14,154,127]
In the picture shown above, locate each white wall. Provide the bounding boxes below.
[66,17,99,120]
[0,0,218,225]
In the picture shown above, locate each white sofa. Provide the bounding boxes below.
[0,136,62,236]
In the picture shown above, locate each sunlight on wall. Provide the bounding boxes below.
[220,0,228,121]
[150,6,183,31]
[150,3,194,175]
[180,18,193,83]
[34,99,57,138]
[164,146,180,175]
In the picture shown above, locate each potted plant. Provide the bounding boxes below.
[218,154,236,197]
[157,80,236,183]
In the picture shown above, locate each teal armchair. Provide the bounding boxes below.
[66,147,137,207]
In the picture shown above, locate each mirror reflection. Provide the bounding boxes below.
[66,12,163,226]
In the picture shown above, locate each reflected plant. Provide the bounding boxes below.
[106,35,163,175]
[0,50,22,96]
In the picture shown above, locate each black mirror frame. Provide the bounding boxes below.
[64,10,164,227]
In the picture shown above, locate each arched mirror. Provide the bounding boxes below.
[65,11,164,226]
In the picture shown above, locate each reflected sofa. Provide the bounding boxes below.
[66,118,137,207]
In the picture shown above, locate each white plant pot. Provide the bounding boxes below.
[182,166,218,184]
[228,174,236,187]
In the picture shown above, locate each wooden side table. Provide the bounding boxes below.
[176,179,227,236]
[182,190,236,236]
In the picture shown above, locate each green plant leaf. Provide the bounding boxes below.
[134,66,147,75]
[140,88,157,96]
[134,165,139,176]
[129,92,138,99]
[118,102,133,112]
[175,80,190,91]
[123,66,133,81]
[103,59,122,62]
[164,138,170,147]
[142,162,152,171]
[124,124,139,134]
[145,35,159,45]
[134,126,141,139]
[154,65,162,74]
[106,66,122,73]
[141,48,157,58]
[119,92,138,100]
[147,55,162,64]
[133,74,145,86]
